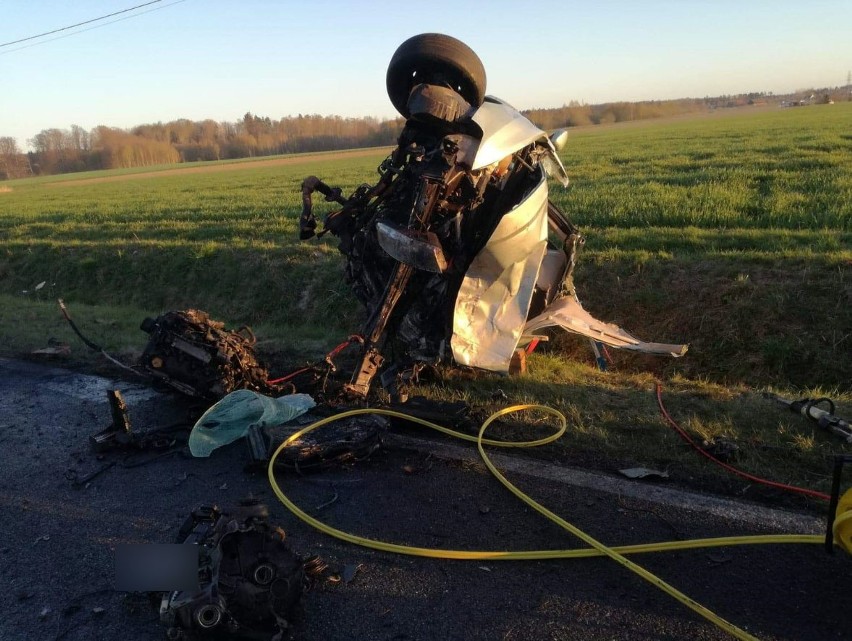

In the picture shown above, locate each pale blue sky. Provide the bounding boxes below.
[2,0,850,148]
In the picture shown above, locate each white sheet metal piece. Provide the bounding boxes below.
[471,98,545,170]
[524,296,688,357]
[451,173,549,371]
[471,97,570,186]
[455,96,682,369]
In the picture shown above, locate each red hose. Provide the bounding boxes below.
[325,335,363,361]
[655,383,830,501]
[266,335,363,386]
[267,367,312,386]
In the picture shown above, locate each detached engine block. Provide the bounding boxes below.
[140,309,271,400]
[159,501,304,640]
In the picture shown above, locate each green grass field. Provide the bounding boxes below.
[1,103,849,502]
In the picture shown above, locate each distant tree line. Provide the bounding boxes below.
[0,137,31,180]
[0,113,406,178]
[523,98,709,129]
[1,87,847,179]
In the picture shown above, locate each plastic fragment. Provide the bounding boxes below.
[189,390,315,457]
[342,564,361,584]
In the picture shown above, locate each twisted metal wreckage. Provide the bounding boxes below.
[57,34,852,641]
[298,33,686,398]
[104,34,690,641]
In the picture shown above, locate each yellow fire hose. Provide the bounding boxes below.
[267,405,842,641]
[835,490,852,554]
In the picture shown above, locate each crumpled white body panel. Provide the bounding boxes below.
[471,97,570,186]
[451,95,686,371]
[471,98,546,170]
[524,296,688,356]
[451,173,549,371]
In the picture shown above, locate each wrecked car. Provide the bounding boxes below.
[299,33,686,398]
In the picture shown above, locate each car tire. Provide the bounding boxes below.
[386,33,487,118]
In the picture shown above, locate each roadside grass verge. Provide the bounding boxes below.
[418,354,850,503]
[9,292,847,505]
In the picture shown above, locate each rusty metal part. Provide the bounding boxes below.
[300,175,346,240]
[87,391,186,454]
[89,390,134,452]
[159,501,304,640]
[266,413,388,472]
[406,83,472,122]
[140,310,272,400]
[343,169,450,397]
[294,36,686,398]
[345,262,414,398]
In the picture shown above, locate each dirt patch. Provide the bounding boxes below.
[47,146,394,187]
[0,186,12,193]
[568,103,780,134]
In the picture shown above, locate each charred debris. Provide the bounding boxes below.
[298,33,685,401]
[54,34,692,641]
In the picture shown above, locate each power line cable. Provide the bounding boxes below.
[0,0,163,48]
[0,0,187,56]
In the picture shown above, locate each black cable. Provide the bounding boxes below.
[0,1,188,56]
[57,299,102,351]
[57,299,149,379]
[804,397,836,417]
[0,1,163,48]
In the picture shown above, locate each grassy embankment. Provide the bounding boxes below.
[0,104,849,503]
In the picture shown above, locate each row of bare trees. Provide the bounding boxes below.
[524,99,710,129]
[0,137,32,180]
[1,113,406,177]
[24,126,181,174]
[4,90,829,179]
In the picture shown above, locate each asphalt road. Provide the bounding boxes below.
[0,358,850,641]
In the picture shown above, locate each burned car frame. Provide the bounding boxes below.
[299,33,686,398]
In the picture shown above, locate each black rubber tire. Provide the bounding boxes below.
[386,33,486,118]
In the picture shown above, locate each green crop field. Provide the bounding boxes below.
[1,104,850,502]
